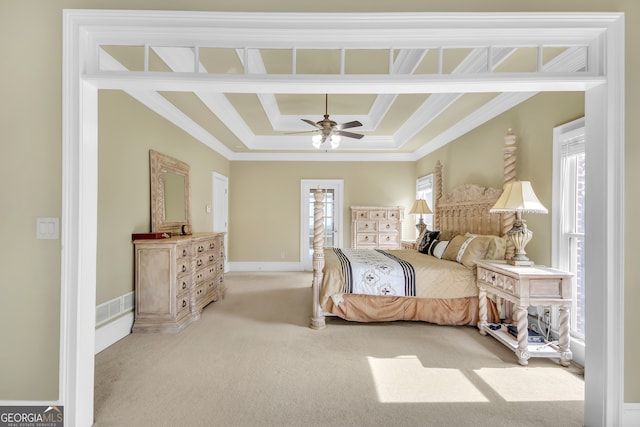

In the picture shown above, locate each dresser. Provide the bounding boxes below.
[350,206,404,249]
[132,232,226,333]
[476,260,573,366]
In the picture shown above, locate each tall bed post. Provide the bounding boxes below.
[310,187,326,329]
[500,129,518,322]
[502,129,517,261]
[434,161,443,231]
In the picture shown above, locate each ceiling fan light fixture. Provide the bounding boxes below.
[330,134,341,149]
[312,134,323,149]
[300,94,363,150]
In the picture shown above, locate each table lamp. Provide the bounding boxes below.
[490,181,548,266]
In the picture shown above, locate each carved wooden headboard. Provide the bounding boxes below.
[435,180,504,237]
[432,129,518,259]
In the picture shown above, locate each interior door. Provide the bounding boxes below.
[300,180,343,271]
[213,172,229,272]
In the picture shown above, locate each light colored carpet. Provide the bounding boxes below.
[94,271,584,426]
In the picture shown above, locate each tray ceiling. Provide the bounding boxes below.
[93,13,595,161]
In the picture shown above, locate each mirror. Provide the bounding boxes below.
[150,150,191,234]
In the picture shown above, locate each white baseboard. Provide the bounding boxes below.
[228,261,304,272]
[95,312,134,354]
[624,403,640,426]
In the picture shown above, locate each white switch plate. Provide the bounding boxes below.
[36,217,59,240]
[205,204,212,213]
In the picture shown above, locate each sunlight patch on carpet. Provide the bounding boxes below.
[474,367,584,401]
[367,356,488,403]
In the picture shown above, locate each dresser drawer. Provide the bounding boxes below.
[353,210,369,220]
[379,220,398,232]
[176,294,190,319]
[387,210,401,220]
[194,267,207,283]
[176,244,190,261]
[356,221,377,232]
[477,266,519,296]
[176,259,191,276]
[378,234,399,246]
[357,233,377,245]
[194,254,207,270]
[206,239,219,251]
[177,275,192,292]
[368,210,387,220]
[529,279,565,299]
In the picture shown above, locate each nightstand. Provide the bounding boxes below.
[476,260,573,366]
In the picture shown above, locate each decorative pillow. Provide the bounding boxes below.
[418,230,440,254]
[438,230,456,242]
[416,227,428,244]
[442,234,491,268]
[428,240,449,259]
[465,233,507,260]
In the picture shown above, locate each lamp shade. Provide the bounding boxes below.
[490,181,548,214]
[409,199,432,215]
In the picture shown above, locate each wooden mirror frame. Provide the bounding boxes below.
[150,150,191,234]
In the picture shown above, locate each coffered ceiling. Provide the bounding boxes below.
[92,12,595,161]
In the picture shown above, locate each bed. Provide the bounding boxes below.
[310,129,518,329]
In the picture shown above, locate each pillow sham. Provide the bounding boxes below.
[427,240,449,259]
[438,230,456,242]
[417,230,440,254]
[442,234,491,268]
[416,227,428,244]
[464,232,507,260]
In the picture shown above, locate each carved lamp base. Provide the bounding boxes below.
[507,217,534,266]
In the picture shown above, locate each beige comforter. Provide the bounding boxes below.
[321,249,478,305]
[320,248,498,325]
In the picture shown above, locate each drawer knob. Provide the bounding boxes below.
[182,300,187,308]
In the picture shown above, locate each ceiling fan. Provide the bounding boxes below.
[299,94,364,149]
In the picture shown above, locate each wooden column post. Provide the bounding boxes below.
[310,187,326,329]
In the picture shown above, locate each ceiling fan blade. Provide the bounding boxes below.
[301,119,323,129]
[283,130,321,135]
[336,120,363,130]
[334,130,364,139]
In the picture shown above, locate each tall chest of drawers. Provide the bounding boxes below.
[133,232,226,333]
[351,206,404,249]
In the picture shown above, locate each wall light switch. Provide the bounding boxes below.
[37,217,60,240]
[205,204,212,213]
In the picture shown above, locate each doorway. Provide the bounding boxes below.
[300,179,344,271]
[212,172,229,272]
[62,11,625,426]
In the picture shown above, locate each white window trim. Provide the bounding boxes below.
[552,117,585,366]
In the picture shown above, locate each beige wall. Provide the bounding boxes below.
[417,92,585,266]
[0,0,638,406]
[97,91,230,303]
[229,162,416,262]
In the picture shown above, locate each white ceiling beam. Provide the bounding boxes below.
[98,49,235,157]
[84,71,601,94]
[413,45,591,158]
[391,47,517,148]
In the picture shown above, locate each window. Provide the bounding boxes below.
[307,188,336,253]
[416,174,434,232]
[552,118,586,340]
